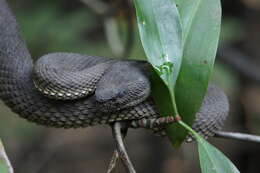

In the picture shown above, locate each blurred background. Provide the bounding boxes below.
[1,0,260,172]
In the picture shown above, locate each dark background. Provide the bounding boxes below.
[1,0,260,172]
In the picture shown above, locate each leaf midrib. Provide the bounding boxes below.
[183,0,202,45]
[150,0,167,65]
[199,140,218,173]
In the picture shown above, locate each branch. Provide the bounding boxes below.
[218,45,260,84]
[81,0,134,58]
[111,122,136,173]
[0,140,14,173]
[107,150,119,173]
[107,123,129,173]
[104,18,125,57]
[80,0,110,15]
[215,131,260,143]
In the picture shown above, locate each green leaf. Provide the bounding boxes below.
[179,121,240,173]
[198,138,240,173]
[133,0,183,144]
[0,163,8,173]
[134,0,182,88]
[0,140,10,173]
[170,0,222,147]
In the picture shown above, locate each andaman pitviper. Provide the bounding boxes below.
[0,0,229,139]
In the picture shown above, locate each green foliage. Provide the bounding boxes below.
[198,138,239,173]
[134,0,240,172]
[133,0,182,89]
[173,0,222,146]
[0,140,9,173]
[0,161,8,173]
[134,0,222,146]
[16,4,113,59]
[179,121,240,173]
[220,18,245,43]
[133,0,183,145]
[133,0,185,144]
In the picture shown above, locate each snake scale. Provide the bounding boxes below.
[0,0,229,139]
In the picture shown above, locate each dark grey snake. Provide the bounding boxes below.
[0,0,228,139]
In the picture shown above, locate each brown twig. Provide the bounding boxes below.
[111,122,136,173]
[0,139,14,173]
[215,131,260,143]
[107,150,120,173]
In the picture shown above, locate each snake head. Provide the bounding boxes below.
[95,61,151,113]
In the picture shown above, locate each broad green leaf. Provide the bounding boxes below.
[179,121,240,173]
[0,140,10,173]
[133,0,183,144]
[170,0,222,147]
[134,0,182,88]
[0,162,8,173]
[198,138,240,173]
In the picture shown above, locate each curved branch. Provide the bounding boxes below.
[111,122,136,173]
[215,131,260,143]
[80,0,110,15]
[107,150,119,173]
[218,45,260,84]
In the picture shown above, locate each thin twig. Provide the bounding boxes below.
[111,122,136,173]
[104,17,125,57]
[80,0,110,15]
[107,123,129,173]
[0,140,14,173]
[107,150,119,173]
[218,45,260,84]
[215,131,260,143]
[81,0,134,58]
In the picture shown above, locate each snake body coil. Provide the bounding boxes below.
[0,0,229,138]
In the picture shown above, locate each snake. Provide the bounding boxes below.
[0,0,229,139]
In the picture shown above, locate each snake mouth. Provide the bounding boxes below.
[95,86,151,113]
[95,94,138,113]
[95,88,128,113]
[96,95,148,113]
[96,101,123,113]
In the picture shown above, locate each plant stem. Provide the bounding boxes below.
[178,120,200,139]
[169,89,179,117]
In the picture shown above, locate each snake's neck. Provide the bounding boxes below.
[0,0,35,112]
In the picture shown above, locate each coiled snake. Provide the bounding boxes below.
[0,0,228,139]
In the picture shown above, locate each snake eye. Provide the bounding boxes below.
[117,91,125,98]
